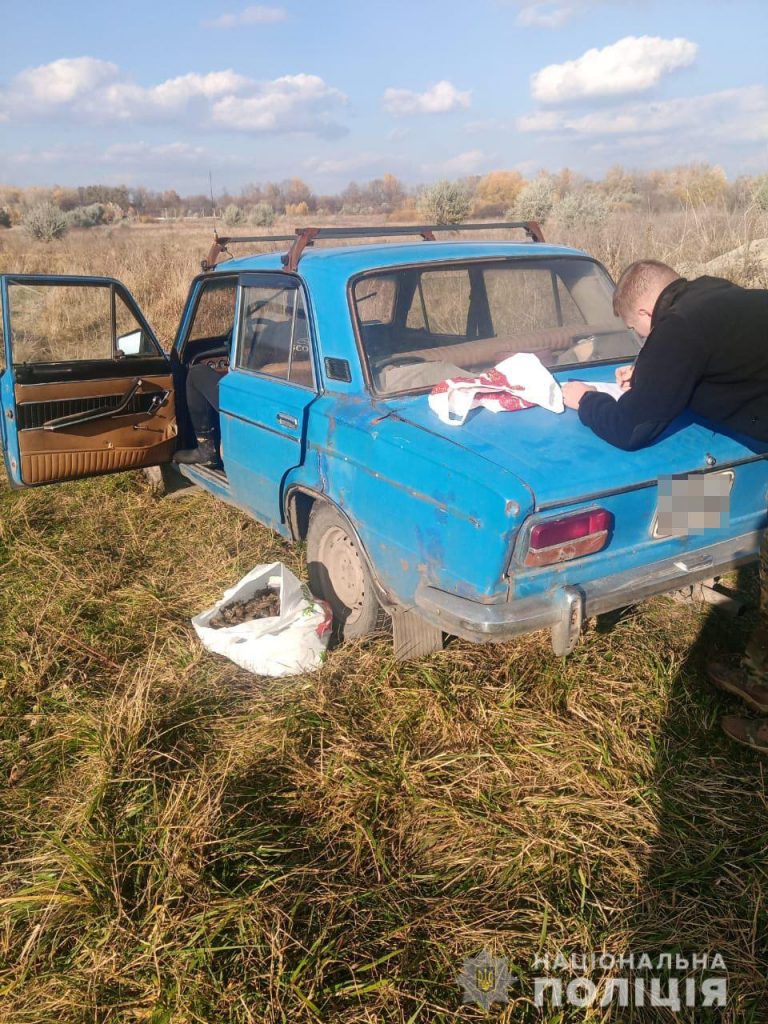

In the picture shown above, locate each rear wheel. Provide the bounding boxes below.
[306,503,388,639]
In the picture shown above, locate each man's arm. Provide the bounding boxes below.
[577,318,703,450]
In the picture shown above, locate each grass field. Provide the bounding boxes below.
[1,214,767,1022]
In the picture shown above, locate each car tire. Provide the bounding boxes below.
[306,503,389,639]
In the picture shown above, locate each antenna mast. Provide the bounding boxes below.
[209,170,217,228]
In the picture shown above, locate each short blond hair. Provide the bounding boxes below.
[613,260,680,319]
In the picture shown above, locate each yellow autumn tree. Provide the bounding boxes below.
[662,164,728,207]
[472,171,525,217]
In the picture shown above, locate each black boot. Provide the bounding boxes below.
[173,432,219,467]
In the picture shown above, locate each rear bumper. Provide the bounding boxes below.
[414,529,763,655]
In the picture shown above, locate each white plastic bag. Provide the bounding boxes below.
[192,562,332,677]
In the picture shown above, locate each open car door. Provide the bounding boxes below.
[0,275,176,487]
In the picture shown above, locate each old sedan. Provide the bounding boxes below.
[1,223,766,658]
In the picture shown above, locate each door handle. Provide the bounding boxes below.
[276,412,299,429]
[44,378,145,431]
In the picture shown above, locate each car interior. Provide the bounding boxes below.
[180,282,313,388]
[173,279,314,473]
[354,259,640,394]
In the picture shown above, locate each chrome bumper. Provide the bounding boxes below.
[414,530,763,656]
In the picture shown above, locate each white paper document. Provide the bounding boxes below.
[573,381,625,401]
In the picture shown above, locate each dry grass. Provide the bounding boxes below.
[1,205,766,338]
[1,212,767,1022]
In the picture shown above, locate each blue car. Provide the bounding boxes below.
[1,223,766,658]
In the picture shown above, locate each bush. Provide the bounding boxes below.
[417,180,472,224]
[387,200,419,223]
[248,202,275,227]
[0,208,11,229]
[285,201,309,217]
[510,177,557,223]
[68,203,106,228]
[752,175,768,212]
[222,204,244,226]
[22,202,69,241]
[340,202,374,216]
[553,190,613,229]
[102,201,125,224]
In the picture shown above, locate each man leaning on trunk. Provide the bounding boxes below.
[562,260,768,753]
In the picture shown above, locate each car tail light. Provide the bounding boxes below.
[524,508,613,567]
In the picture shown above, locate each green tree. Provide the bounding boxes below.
[222,204,245,226]
[22,202,69,241]
[68,203,107,228]
[510,177,557,223]
[417,180,472,223]
[752,174,768,212]
[553,190,612,228]
[248,202,275,227]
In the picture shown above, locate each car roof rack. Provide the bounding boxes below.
[201,220,544,272]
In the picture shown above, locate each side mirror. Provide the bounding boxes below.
[116,329,144,357]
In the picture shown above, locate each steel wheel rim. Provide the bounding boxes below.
[318,525,366,625]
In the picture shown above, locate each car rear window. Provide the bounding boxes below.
[351,257,640,395]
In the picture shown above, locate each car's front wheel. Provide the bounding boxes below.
[306,503,388,639]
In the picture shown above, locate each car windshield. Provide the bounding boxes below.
[351,256,641,395]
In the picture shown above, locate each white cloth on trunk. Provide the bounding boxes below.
[428,352,565,427]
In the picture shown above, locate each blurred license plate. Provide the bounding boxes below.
[652,470,734,539]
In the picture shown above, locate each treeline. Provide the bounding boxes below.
[2,164,767,236]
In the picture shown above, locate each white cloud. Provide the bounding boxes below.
[1,141,251,183]
[0,141,257,191]
[148,71,252,107]
[212,74,346,137]
[386,125,410,142]
[304,152,386,176]
[517,109,563,133]
[510,1,633,29]
[516,2,578,27]
[4,144,85,166]
[0,58,347,138]
[383,80,471,115]
[531,35,697,103]
[104,141,209,164]
[464,117,511,135]
[423,149,487,175]
[203,5,287,28]
[9,57,118,108]
[518,85,768,144]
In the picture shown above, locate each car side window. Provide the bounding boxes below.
[355,275,396,325]
[115,292,159,357]
[7,282,129,363]
[236,279,314,388]
[4,282,161,364]
[187,278,237,345]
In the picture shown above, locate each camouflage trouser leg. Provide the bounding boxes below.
[743,529,768,683]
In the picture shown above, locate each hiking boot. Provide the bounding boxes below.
[706,659,768,714]
[721,715,768,754]
[173,433,220,468]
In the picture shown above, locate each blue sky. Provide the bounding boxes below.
[0,0,766,193]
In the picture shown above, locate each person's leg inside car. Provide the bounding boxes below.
[174,364,223,467]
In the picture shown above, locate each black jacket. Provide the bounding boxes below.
[578,275,768,450]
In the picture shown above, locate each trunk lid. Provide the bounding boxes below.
[383,368,768,508]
